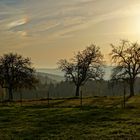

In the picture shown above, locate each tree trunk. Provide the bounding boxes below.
[8,87,13,101]
[47,91,50,107]
[75,85,80,96]
[129,80,134,97]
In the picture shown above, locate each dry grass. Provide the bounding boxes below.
[0,96,140,139]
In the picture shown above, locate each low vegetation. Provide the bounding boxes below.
[0,96,140,139]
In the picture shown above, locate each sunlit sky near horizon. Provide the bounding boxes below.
[1,0,140,68]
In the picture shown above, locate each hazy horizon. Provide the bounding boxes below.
[1,0,140,68]
[37,65,113,80]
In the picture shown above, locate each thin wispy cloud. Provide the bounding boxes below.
[16,31,28,37]
[1,0,140,67]
[7,17,29,29]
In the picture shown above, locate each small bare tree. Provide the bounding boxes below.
[110,40,140,97]
[58,44,104,96]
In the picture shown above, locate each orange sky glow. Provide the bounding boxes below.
[1,0,140,68]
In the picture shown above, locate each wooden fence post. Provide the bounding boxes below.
[48,91,50,107]
[80,90,82,108]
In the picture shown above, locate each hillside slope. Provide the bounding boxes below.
[37,72,64,83]
[37,66,114,81]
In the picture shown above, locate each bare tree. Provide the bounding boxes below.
[58,44,104,96]
[0,53,38,101]
[110,40,140,97]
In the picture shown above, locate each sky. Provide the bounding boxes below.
[1,0,140,68]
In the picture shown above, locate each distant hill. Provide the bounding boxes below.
[37,68,64,76]
[37,66,114,81]
[37,72,65,83]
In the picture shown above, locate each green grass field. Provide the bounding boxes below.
[0,96,140,139]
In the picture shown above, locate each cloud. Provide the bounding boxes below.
[17,31,28,37]
[7,17,29,29]
[1,0,140,60]
[34,22,60,33]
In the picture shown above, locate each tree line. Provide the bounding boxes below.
[58,40,140,97]
[0,40,140,101]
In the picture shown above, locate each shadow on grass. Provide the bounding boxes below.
[0,97,140,139]
[10,107,123,138]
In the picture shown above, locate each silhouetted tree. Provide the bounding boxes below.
[110,40,140,97]
[58,44,104,96]
[0,53,38,101]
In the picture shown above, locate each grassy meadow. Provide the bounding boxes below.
[0,96,140,139]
